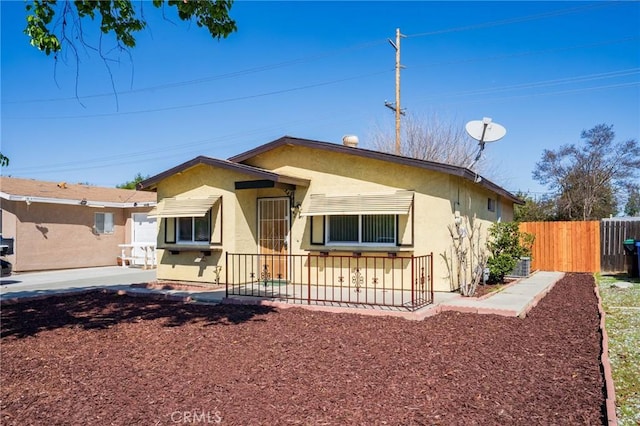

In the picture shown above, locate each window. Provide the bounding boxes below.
[488,198,496,212]
[176,209,211,243]
[95,212,114,234]
[153,196,222,246]
[329,215,359,243]
[327,214,395,245]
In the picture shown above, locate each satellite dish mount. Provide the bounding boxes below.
[465,117,507,170]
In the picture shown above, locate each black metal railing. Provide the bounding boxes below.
[225,252,433,311]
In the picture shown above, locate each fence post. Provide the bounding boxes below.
[411,255,415,308]
[225,252,229,298]
[430,252,434,303]
[307,253,311,305]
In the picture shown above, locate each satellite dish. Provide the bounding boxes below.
[465,117,506,143]
[465,117,507,170]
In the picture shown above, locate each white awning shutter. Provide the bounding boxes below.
[300,191,413,216]
[148,195,220,218]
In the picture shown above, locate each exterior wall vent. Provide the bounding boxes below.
[342,135,359,148]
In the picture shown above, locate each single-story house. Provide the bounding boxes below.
[0,177,157,272]
[139,136,522,307]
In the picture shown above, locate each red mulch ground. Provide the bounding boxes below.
[1,273,605,425]
[472,283,503,298]
[473,278,518,298]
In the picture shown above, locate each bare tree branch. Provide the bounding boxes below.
[368,112,486,170]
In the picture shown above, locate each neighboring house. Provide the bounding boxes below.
[0,177,157,272]
[139,136,523,299]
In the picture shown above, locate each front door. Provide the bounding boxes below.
[258,198,289,283]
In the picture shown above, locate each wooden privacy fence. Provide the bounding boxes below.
[601,218,640,273]
[519,219,640,273]
[519,221,601,273]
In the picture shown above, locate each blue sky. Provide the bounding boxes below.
[1,1,639,197]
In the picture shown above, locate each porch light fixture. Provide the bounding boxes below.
[290,202,302,217]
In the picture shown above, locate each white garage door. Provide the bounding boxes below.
[132,213,157,266]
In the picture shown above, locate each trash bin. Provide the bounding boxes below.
[637,241,640,278]
[623,238,639,278]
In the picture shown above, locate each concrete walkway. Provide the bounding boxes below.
[0,266,157,302]
[1,267,565,320]
[435,271,565,318]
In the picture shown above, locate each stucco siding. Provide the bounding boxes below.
[153,164,262,283]
[240,145,503,291]
[1,200,132,272]
[148,144,519,292]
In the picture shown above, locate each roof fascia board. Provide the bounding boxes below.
[0,192,155,208]
[139,156,279,190]
[139,154,309,191]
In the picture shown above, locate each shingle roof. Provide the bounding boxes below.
[0,177,156,206]
[230,136,524,204]
[137,135,522,205]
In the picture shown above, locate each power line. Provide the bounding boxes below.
[9,64,637,121]
[3,0,636,179]
[3,110,368,175]
[405,2,618,39]
[8,31,634,119]
[417,36,639,69]
[3,40,387,105]
[7,76,636,176]
[6,70,392,120]
[413,68,640,102]
[422,81,640,108]
[4,2,623,107]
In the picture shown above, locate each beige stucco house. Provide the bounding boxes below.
[139,136,522,308]
[0,177,157,272]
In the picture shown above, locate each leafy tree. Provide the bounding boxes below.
[116,172,149,190]
[19,2,236,174]
[23,1,236,102]
[486,222,534,283]
[532,124,640,221]
[0,154,8,167]
[25,1,237,58]
[625,187,640,216]
[513,192,557,222]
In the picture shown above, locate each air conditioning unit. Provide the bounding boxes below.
[511,257,531,277]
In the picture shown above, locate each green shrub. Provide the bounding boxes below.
[486,222,534,283]
[487,254,518,284]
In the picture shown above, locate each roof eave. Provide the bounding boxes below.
[230,136,523,204]
[138,154,310,191]
[0,192,156,208]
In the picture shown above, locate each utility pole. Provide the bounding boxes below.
[384,28,406,155]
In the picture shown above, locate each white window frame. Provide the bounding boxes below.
[95,212,114,234]
[325,214,396,247]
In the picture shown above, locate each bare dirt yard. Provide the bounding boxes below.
[1,273,605,425]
